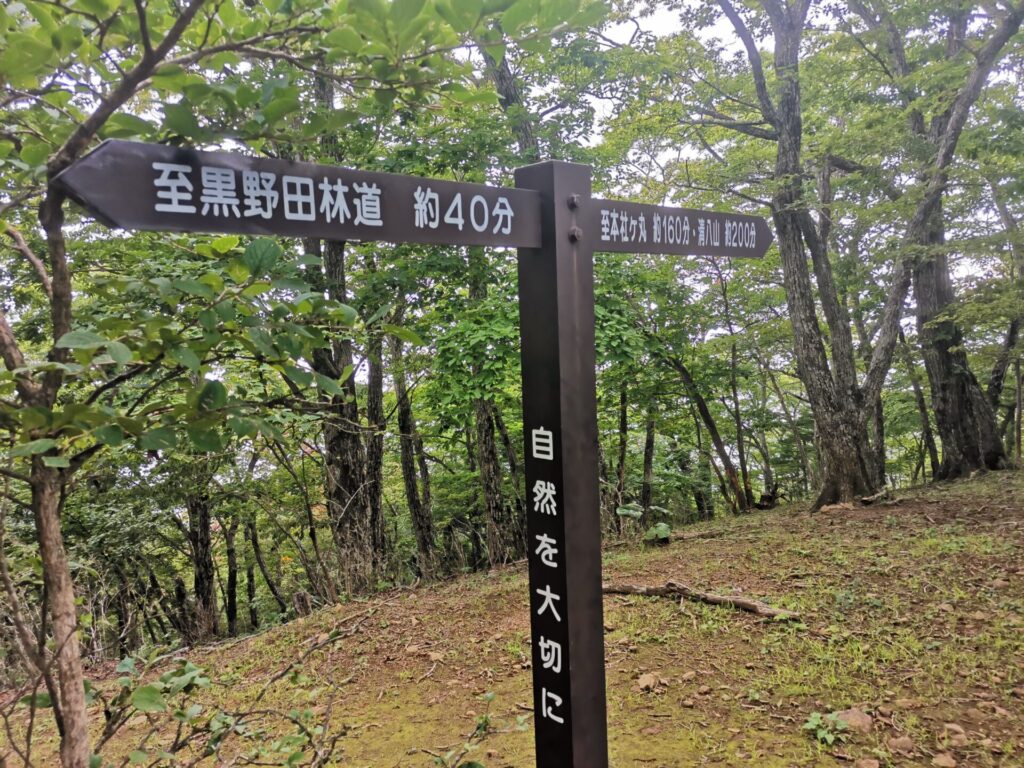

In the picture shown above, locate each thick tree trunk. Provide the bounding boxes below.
[224,518,238,637]
[308,239,375,593]
[185,492,217,641]
[915,207,1005,478]
[390,335,436,579]
[30,464,90,768]
[640,408,656,525]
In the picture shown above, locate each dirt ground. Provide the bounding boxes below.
[4,470,1023,767]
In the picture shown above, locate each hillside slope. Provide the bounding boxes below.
[6,471,1024,767]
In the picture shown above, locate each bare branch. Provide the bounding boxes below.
[716,0,777,126]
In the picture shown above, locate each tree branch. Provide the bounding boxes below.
[3,225,52,298]
[717,0,778,126]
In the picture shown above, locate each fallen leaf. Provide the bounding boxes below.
[854,760,880,768]
[931,753,957,767]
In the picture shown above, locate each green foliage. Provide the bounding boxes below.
[801,712,848,746]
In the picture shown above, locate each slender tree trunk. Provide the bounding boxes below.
[224,518,238,637]
[764,365,812,494]
[467,246,515,565]
[246,521,287,614]
[667,354,748,510]
[366,327,387,573]
[1016,359,1023,462]
[30,464,89,768]
[246,558,259,631]
[899,330,940,479]
[613,383,628,528]
[390,335,436,579]
[492,406,527,537]
[640,407,656,525]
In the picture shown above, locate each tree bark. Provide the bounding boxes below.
[390,334,436,579]
[640,407,656,525]
[224,517,238,637]
[613,383,629,528]
[246,521,287,614]
[665,353,748,511]
[366,326,387,574]
[246,558,259,631]
[29,464,90,768]
[185,490,217,641]
[899,330,940,479]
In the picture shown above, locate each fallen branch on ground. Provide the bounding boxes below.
[603,580,801,620]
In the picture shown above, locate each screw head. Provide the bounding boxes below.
[568,226,583,242]
[567,194,581,210]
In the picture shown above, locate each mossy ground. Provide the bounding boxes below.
[3,470,1023,767]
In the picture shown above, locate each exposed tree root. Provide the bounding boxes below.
[603,580,801,620]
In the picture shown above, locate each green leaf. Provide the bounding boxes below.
[392,0,426,30]
[502,0,539,31]
[11,438,57,457]
[129,751,148,765]
[56,329,106,349]
[196,379,228,411]
[314,373,346,396]
[168,346,202,371]
[139,427,177,452]
[131,684,167,713]
[94,424,125,447]
[42,455,70,468]
[116,657,137,674]
[211,235,240,254]
[243,239,282,276]
[382,323,424,346]
[186,425,225,452]
[325,26,364,53]
[106,341,133,365]
[0,33,53,78]
[283,365,314,388]
[226,259,250,284]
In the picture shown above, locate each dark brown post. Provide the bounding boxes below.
[515,160,608,768]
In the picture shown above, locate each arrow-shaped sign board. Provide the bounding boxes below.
[54,140,544,249]
[54,140,775,768]
[582,198,772,259]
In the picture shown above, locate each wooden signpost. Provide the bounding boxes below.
[56,140,772,768]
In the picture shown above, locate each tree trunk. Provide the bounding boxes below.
[666,354,749,510]
[763,365,812,494]
[640,407,656,525]
[492,406,527,537]
[224,518,238,637]
[246,558,258,631]
[30,463,90,768]
[390,334,436,579]
[247,521,287,614]
[467,246,516,565]
[899,330,940,479]
[613,383,628,528]
[366,326,387,574]
[915,204,1005,478]
[185,491,217,641]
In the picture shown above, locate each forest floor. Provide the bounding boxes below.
[5,470,1024,767]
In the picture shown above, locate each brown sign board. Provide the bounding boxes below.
[54,140,543,249]
[582,197,773,259]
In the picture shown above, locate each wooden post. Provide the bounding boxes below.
[515,160,608,768]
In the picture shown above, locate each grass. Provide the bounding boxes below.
[2,470,1022,766]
